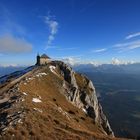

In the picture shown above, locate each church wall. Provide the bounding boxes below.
[40,58,50,65]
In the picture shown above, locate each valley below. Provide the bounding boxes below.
[81,72,140,139]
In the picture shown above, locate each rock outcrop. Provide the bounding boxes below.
[51,61,114,136]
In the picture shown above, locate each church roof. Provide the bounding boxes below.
[40,54,50,59]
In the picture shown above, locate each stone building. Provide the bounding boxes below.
[36,54,51,65]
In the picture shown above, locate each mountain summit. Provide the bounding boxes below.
[0,60,126,139]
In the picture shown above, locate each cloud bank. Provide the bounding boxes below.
[45,15,58,49]
[111,58,135,65]
[0,34,32,54]
[61,56,101,66]
[61,57,135,66]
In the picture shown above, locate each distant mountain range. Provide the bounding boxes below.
[73,63,140,74]
[1,63,140,77]
[0,66,26,77]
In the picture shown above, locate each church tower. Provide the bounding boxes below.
[36,53,40,65]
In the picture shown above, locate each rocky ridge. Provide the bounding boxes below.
[0,61,126,139]
[52,61,114,136]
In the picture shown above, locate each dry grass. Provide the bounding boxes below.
[1,66,128,140]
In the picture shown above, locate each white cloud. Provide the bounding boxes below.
[0,64,18,67]
[127,44,140,50]
[92,48,107,53]
[55,56,136,66]
[125,32,140,40]
[61,56,101,66]
[112,58,121,65]
[45,15,58,49]
[0,7,32,55]
[114,40,140,51]
[111,58,135,65]
[0,34,32,54]
[62,57,77,65]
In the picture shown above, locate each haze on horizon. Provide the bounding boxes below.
[0,0,140,66]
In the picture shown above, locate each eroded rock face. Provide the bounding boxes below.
[52,61,114,136]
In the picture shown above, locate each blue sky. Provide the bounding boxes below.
[0,0,140,66]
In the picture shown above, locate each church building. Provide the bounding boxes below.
[36,54,51,65]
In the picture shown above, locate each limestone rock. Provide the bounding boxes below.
[51,61,114,136]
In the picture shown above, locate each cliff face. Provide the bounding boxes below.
[0,61,122,140]
[52,61,114,136]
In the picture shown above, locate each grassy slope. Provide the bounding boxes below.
[2,66,127,140]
